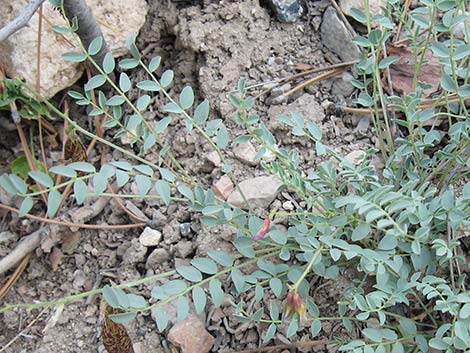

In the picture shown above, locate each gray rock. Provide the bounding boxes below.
[344,150,366,165]
[227,176,284,209]
[139,227,162,247]
[354,116,370,137]
[196,224,236,257]
[266,0,304,23]
[151,209,168,228]
[122,238,147,265]
[163,221,181,244]
[145,248,171,269]
[332,72,355,97]
[0,0,148,98]
[268,94,325,130]
[175,240,194,258]
[321,7,360,62]
[180,223,192,237]
[340,0,382,18]
[233,141,258,166]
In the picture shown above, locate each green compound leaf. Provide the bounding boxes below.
[162,280,187,295]
[102,52,115,74]
[192,286,206,314]
[144,134,156,151]
[176,265,202,282]
[177,184,194,203]
[47,190,62,217]
[460,303,470,319]
[156,117,171,133]
[378,56,398,69]
[8,174,27,194]
[127,294,147,309]
[155,180,171,205]
[350,7,367,23]
[176,296,190,322]
[62,51,87,62]
[102,285,121,308]
[352,223,370,241]
[137,80,160,91]
[29,170,53,188]
[269,278,282,297]
[158,168,175,182]
[88,36,103,55]
[109,312,136,324]
[115,170,130,188]
[11,156,31,179]
[152,307,168,332]
[69,162,96,173]
[119,73,132,93]
[287,315,299,337]
[85,75,106,91]
[263,323,276,343]
[93,173,108,194]
[163,102,184,114]
[135,174,152,196]
[207,250,233,267]
[49,165,77,178]
[209,279,224,307]
[179,86,194,110]
[73,179,88,205]
[268,229,287,245]
[19,197,34,217]
[191,257,217,274]
[134,164,153,176]
[194,99,210,125]
[160,69,174,88]
[119,58,139,69]
[269,300,279,321]
[136,95,151,111]
[216,126,229,149]
[149,56,161,72]
[311,319,322,337]
[231,269,246,293]
[106,95,125,106]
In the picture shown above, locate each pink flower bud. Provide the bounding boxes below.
[253,218,270,241]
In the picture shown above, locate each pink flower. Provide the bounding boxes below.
[253,218,270,241]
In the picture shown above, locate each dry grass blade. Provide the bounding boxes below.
[102,306,135,353]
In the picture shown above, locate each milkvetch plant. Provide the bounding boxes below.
[1,0,470,352]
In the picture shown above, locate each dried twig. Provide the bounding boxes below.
[0,226,49,275]
[0,0,46,42]
[0,203,146,230]
[0,308,48,353]
[327,0,357,37]
[0,253,32,300]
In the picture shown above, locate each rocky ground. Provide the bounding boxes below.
[0,0,379,352]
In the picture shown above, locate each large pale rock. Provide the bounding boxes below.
[0,0,148,98]
[233,141,258,166]
[321,7,360,62]
[139,227,162,247]
[168,315,215,353]
[227,175,284,209]
[340,0,382,17]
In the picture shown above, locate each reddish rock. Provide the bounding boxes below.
[168,315,215,353]
[213,175,234,200]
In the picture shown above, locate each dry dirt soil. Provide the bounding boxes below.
[0,1,376,352]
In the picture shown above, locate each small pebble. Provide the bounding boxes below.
[282,201,294,211]
[139,227,162,247]
[180,222,192,237]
